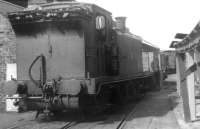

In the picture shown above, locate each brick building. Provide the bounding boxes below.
[0,0,24,80]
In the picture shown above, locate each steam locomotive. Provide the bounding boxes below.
[7,1,160,116]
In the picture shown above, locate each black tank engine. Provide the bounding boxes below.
[7,1,161,115]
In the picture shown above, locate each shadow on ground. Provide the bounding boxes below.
[101,74,179,125]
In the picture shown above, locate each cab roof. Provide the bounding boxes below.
[8,1,111,25]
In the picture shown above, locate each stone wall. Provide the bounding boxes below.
[0,14,16,81]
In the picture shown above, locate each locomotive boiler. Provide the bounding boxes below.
[7,1,161,115]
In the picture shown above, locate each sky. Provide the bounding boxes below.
[79,0,200,50]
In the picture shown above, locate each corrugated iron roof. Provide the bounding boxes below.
[0,0,24,15]
[174,21,200,52]
[175,33,187,39]
[3,0,27,7]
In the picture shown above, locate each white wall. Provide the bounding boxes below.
[6,63,16,81]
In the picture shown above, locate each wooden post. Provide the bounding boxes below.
[194,48,200,82]
[158,53,163,88]
[176,54,181,96]
[177,53,191,122]
[185,51,195,121]
[194,47,200,117]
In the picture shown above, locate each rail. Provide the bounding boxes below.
[60,121,80,129]
[115,94,144,129]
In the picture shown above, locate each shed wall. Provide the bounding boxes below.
[0,14,16,81]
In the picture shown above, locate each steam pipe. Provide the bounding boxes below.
[28,54,46,89]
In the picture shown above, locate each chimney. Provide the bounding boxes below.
[115,16,126,32]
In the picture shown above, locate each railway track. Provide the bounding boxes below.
[58,100,140,129]
[5,102,139,129]
[115,103,138,129]
[116,114,127,129]
[58,107,137,129]
[60,121,80,129]
[5,95,142,129]
[5,106,136,129]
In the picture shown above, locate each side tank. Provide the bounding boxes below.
[116,32,143,76]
